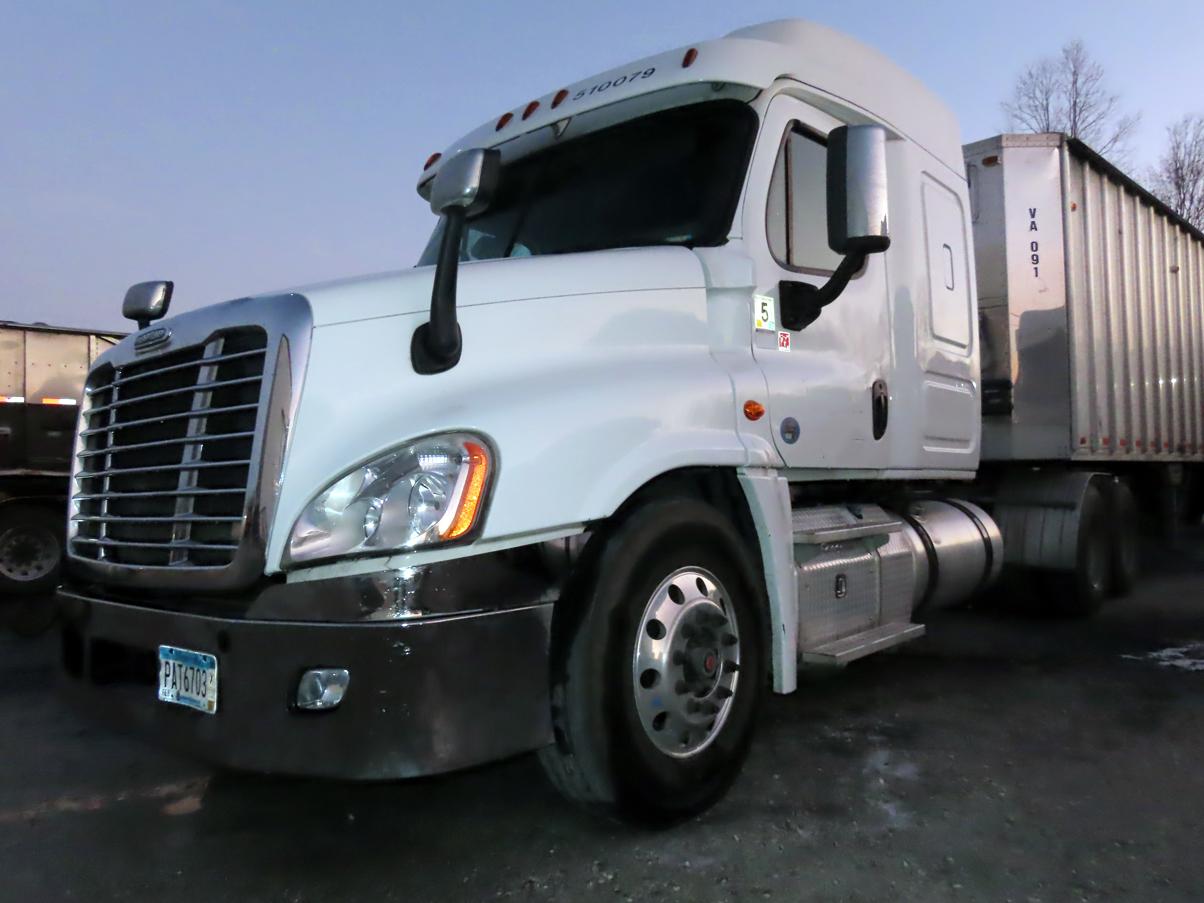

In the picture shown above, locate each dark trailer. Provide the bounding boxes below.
[1,322,122,596]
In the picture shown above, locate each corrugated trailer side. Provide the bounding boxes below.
[967,133,1204,464]
[0,323,122,473]
[1062,139,1204,460]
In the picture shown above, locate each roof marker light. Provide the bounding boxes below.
[522,100,540,120]
[551,89,569,109]
[496,112,514,131]
[682,47,699,68]
[423,152,442,171]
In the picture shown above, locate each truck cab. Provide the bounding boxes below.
[60,20,1004,824]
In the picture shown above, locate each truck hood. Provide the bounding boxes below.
[281,246,707,328]
[262,242,755,572]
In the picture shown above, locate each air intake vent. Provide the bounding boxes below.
[71,327,268,569]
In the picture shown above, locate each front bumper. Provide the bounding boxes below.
[58,574,555,779]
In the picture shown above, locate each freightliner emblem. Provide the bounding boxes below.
[135,326,172,353]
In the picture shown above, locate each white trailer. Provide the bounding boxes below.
[57,20,1204,824]
[968,133,1204,463]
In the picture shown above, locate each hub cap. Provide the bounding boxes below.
[0,525,60,583]
[632,567,741,758]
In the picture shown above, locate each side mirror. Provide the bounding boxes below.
[778,125,890,331]
[429,147,500,217]
[827,125,891,255]
[122,281,174,329]
[412,148,501,375]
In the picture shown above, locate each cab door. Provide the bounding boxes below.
[743,94,893,470]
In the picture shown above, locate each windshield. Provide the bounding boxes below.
[418,99,758,265]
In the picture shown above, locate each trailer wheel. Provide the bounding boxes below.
[0,504,65,597]
[539,498,766,825]
[1104,479,1140,596]
[1046,484,1111,616]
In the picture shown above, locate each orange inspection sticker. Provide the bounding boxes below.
[777,331,791,352]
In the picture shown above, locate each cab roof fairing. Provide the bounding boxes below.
[416,19,965,197]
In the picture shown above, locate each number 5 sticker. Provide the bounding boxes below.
[753,294,776,332]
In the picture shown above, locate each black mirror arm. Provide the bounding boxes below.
[812,251,867,307]
[779,252,867,331]
[411,207,466,375]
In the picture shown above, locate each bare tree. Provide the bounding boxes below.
[1150,114,1204,230]
[1005,57,1061,134]
[1003,39,1139,162]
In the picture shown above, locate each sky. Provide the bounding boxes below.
[2,0,1202,332]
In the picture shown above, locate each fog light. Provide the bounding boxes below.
[296,668,350,711]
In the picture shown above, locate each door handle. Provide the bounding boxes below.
[871,379,889,440]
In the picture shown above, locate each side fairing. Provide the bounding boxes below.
[265,247,751,572]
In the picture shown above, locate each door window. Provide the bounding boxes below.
[766,126,843,275]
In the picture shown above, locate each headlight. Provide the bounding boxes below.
[287,433,493,565]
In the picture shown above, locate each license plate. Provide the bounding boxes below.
[157,645,218,714]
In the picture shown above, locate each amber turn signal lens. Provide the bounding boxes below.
[441,441,491,540]
[743,401,766,421]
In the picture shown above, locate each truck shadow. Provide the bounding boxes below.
[0,594,58,638]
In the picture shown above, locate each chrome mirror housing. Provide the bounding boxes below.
[827,125,891,255]
[122,281,174,329]
[428,148,500,217]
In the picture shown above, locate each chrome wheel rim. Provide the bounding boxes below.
[0,526,60,583]
[632,567,741,758]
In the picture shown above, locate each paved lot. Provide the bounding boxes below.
[3,548,1204,903]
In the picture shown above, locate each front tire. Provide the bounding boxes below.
[539,497,766,825]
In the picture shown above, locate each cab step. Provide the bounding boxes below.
[801,622,925,667]
[791,504,904,545]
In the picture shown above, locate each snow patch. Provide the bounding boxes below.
[1123,642,1204,672]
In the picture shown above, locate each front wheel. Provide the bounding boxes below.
[539,497,766,825]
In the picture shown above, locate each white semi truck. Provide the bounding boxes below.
[59,20,1204,823]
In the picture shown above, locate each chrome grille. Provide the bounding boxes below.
[71,327,268,569]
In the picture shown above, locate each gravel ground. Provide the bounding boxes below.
[2,545,1203,902]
